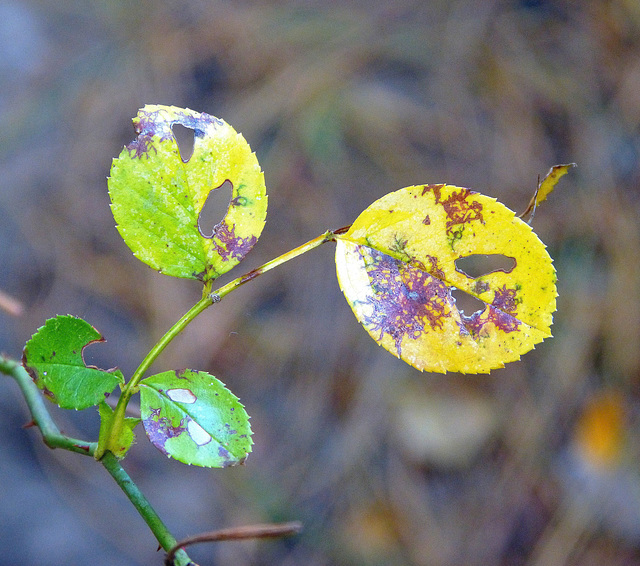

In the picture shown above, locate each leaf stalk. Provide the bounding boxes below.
[213,227,348,300]
[100,227,347,458]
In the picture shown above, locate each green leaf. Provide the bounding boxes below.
[97,402,141,459]
[22,315,124,409]
[335,184,557,374]
[108,105,268,282]
[139,369,252,467]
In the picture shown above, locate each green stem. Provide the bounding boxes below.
[128,296,213,390]
[0,355,195,565]
[128,227,347,394]
[99,227,347,460]
[212,227,347,301]
[0,356,97,455]
[101,452,193,566]
[0,227,346,564]
[98,296,213,459]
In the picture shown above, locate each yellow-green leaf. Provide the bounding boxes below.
[108,105,267,282]
[335,184,557,373]
[520,163,575,220]
[97,401,140,459]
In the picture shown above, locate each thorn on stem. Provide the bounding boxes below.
[330,225,351,237]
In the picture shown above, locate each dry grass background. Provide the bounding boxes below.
[1,1,640,565]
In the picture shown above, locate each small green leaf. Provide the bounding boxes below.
[139,369,252,467]
[22,315,124,409]
[97,402,141,459]
[108,105,268,282]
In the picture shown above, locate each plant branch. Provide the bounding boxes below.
[129,296,213,390]
[0,355,195,565]
[101,452,194,566]
[98,227,348,459]
[164,521,303,566]
[97,295,212,459]
[0,224,335,566]
[212,227,349,301]
[126,226,350,395]
[0,355,96,455]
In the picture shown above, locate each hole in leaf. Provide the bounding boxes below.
[78,338,111,374]
[172,123,195,162]
[455,254,515,278]
[451,288,486,316]
[198,180,233,238]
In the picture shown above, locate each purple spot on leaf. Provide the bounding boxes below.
[127,107,223,160]
[423,185,484,243]
[174,370,192,381]
[461,284,521,337]
[421,184,445,196]
[410,255,446,280]
[360,248,452,356]
[489,285,521,332]
[42,386,56,400]
[174,110,223,130]
[144,410,187,455]
[212,223,258,261]
[126,133,157,159]
[217,446,234,467]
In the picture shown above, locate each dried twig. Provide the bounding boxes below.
[164,521,303,566]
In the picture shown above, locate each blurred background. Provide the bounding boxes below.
[1,1,640,564]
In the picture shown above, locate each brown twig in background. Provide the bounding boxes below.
[0,289,24,317]
[164,521,303,566]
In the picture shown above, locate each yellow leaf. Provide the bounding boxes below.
[520,163,575,220]
[335,184,557,373]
